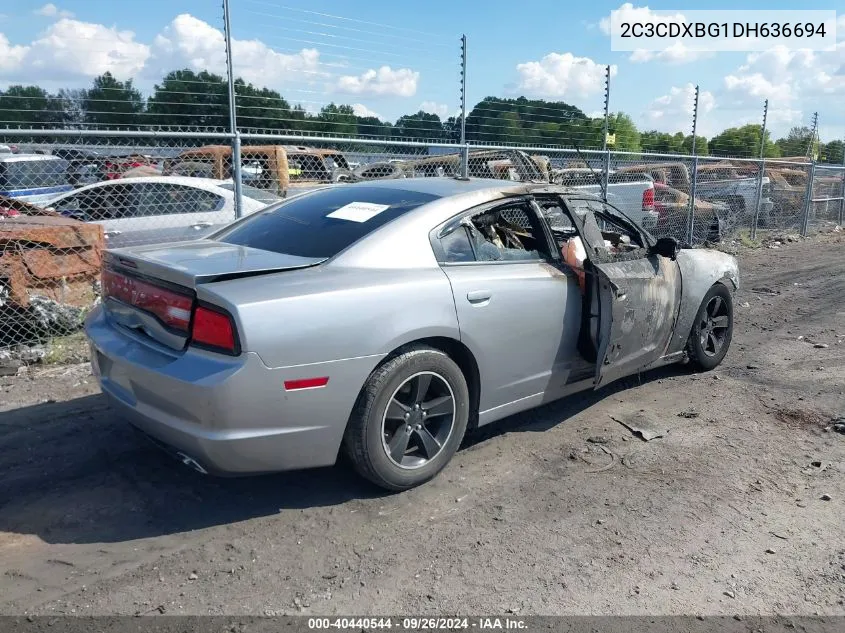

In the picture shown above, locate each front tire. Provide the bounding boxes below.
[687,283,734,371]
[343,346,470,491]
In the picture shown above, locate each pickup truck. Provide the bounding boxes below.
[617,161,774,226]
[548,168,658,230]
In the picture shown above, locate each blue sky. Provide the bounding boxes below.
[3,1,845,140]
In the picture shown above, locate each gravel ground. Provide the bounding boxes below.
[0,231,844,616]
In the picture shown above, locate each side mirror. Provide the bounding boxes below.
[651,236,679,260]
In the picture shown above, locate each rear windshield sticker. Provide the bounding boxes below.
[326,202,391,223]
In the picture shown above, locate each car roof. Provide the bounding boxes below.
[0,154,63,163]
[336,176,533,198]
[71,176,230,190]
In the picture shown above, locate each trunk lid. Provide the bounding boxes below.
[101,240,325,351]
[104,240,325,289]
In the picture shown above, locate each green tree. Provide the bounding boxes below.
[0,85,63,128]
[83,72,144,128]
[640,130,683,154]
[466,96,589,146]
[316,103,357,136]
[394,110,446,140]
[709,124,778,158]
[57,88,86,128]
[605,112,641,152]
[775,126,814,158]
[146,69,228,129]
[355,116,392,139]
[235,80,292,131]
[820,139,844,164]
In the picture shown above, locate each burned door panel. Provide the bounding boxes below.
[593,255,681,388]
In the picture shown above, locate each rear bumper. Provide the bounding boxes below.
[85,305,382,475]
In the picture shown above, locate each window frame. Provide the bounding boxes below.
[429,195,558,267]
[560,195,654,263]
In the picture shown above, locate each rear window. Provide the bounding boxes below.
[0,159,69,190]
[214,185,439,258]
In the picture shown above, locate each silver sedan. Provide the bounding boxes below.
[85,178,739,490]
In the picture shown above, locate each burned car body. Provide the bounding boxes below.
[0,195,104,309]
[85,179,738,491]
[1,195,104,347]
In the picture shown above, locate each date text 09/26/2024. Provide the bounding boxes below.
[306,617,528,630]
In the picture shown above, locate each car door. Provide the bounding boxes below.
[568,198,682,389]
[433,197,582,415]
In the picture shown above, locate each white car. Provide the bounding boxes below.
[45,176,278,248]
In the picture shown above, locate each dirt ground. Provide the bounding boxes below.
[1,231,844,617]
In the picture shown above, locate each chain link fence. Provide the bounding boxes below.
[2,129,842,360]
[1,129,841,360]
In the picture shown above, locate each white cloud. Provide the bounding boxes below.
[419,101,449,119]
[629,42,712,65]
[719,45,839,125]
[0,33,27,74]
[514,52,615,101]
[2,18,149,82]
[643,83,716,135]
[723,73,793,103]
[335,66,419,97]
[35,3,74,19]
[151,14,321,87]
[351,103,382,119]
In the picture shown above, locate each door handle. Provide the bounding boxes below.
[104,230,122,238]
[466,290,492,304]
[192,222,213,229]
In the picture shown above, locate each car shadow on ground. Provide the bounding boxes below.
[0,364,690,545]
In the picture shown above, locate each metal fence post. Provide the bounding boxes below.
[685,85,700,245]
[223,0,244,218]
[838,146,845,227]
[459,34,468,178]
[800,160,816,236]
[750,99,768,240]
[601,65,611,202]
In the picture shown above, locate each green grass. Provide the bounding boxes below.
[43,331,90,365]
[737,230,762,249]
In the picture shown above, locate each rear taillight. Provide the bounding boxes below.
[190,304,238,355]
[642,187,655,212]
[102,269,193,332]
[102,269,239,355]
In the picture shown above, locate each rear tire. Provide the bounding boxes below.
[343,346,470,491]
[687,283,734,371]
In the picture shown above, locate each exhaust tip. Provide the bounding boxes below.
[176,451,208,475]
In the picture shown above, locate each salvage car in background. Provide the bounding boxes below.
[163,145,353,198]
[0,154,73,204]
[617,161,773,227]
[86,178,739,491]
[43,177,276,248]
[1,195,103,347]
[653,182,730,243]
